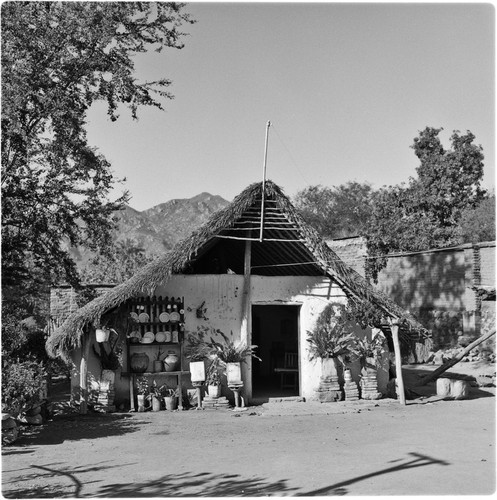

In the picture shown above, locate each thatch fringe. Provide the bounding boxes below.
[46,180,426,361]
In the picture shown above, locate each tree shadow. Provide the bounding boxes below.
[3,468,298,498]
[2,461,137,499]
[9,413,146,448]
[95,471,299,497]
[300,452,450,496]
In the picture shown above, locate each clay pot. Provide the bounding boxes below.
[153,360,163,373]
[137,394,149,412]
[163,351,179,372]
[190,361,206,383]
[151,396,161,412]
[208,385,221,398]
[164,396,178,411]
[130,352,150,373]
[321,357,339,379]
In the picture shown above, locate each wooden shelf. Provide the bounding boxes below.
[128,342,180,346]
[122,370,190,377]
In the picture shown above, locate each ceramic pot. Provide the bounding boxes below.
[151,396,161,412]
[164,396,178,411]
[96,328,110,343]
[137,394,149,412]
[130,352,149,373]
[365,357,377,374]
[208,384,221,398]
[163,351,179,372]
[190,360,206,383]
[153,360,163,373]
[321,357,339,379]
[226,362,242,385]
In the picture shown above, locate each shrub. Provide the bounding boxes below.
[2,359,47,417]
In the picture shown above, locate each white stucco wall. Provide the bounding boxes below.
[71,274,389,405]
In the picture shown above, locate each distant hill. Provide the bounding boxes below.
[71,192,230,267]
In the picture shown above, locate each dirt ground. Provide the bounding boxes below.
[2,362,496,497]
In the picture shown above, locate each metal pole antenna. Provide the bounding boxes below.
[260,120,271,242]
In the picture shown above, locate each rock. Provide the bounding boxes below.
[436,378,452,397]
[432,351,445,365]
[451,380,469,400]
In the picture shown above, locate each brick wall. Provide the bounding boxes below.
[326,237,495,345]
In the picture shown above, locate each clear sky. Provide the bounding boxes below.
[86,2,495,212]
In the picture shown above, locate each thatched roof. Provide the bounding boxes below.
[47,180,427,360]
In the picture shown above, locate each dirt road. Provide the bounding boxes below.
[2,364,495,497]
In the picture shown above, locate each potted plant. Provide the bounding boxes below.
[184,331,211,383]
[355,335,386,374]
[153,346,164,373]
[163,387,180,411]
[148,380,167,411]
[206,361,222,397]
[307,303,358,402]
[207,330,261,385]
[355,334,385,400]
[136,377,150,412]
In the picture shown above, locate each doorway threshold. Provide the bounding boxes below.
[267,396,305,403]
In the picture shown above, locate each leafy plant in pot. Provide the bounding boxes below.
[136,377,150,412]
[153,346,164,373]
[207,330,261,385]
[148,379,167,411]
[307,304,358,374]
[163,387,180,411]
[184,331,211,383]
[307,303,358,402]
[355,335,386,374]
[206,360,222,398]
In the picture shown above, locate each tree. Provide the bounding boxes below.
[456,194,496,244]
[1,2,194,288]
[294,181,375,239]
[80,239,156,284]
[411,127,486,226]
[365,127,488,280]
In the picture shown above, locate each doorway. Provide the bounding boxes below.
[251,305,300,401]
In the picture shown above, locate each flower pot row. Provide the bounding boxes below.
[137,394,178,412]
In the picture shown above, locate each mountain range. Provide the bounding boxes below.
[71,192,230,265]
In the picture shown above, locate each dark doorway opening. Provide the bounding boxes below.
[252,305,300,401]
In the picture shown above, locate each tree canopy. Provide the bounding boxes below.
[294,181,374,239]
[1,2,194,288]
[294,127,491,281]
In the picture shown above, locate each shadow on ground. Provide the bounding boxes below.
[402,366,495,401]
[3,468,299,498]
[300,452,450,496]
[2,452,450,498]
[5,413,145,449]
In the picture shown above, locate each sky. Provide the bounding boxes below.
[86,2,495,212]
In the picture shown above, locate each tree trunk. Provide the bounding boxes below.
[419,330,496,386]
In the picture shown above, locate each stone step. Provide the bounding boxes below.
[267,396,305,403]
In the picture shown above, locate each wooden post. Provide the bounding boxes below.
[391,324,406,405]
[80,328,91,414]
[240,239,252,399]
